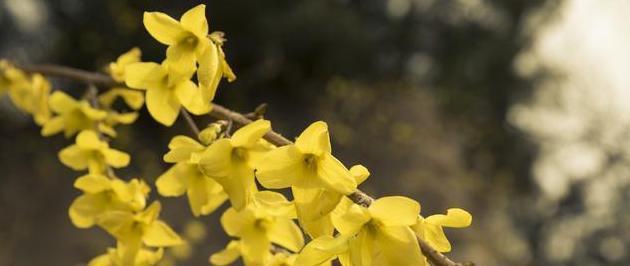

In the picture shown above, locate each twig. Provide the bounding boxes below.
[19,63,467,266]
[180,109,201,137]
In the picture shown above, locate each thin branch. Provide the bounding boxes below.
[19,63,468,266]
[180,109,201,137]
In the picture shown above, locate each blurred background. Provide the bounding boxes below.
[1,0,629,265]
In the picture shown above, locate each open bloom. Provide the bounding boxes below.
[218,191,304,265]
[69,174,150,228]
[58,130,130,174]
[198,119,272,210]
[97,201,184,265]
[108,47,142,82]
[156,135,227,216]
[6,71,51,125]
[255,121,357,237]
[125,60,210,126]
[306,196,425,266]
[42,91,107,137]
[143,4,209,75]
[98,88,145,111]
[412,208,472,253]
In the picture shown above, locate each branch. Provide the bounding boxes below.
[20,63,468,266]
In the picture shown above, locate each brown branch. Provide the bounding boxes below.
[180,109,201,136]
[19,63,467,266]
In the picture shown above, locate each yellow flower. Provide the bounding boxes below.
[88,246,163,266]
[198,119,272,210]
[197,31,236,103]
[2,62,51,125]
[143,4,210,75]
[69,174,150,228]
[58,130,130,174]
[98,88,145,110]
[412,208,472,253]
[124,60,210,126]
[218,191,304,265]
[328,196,425,266]
[42,91,107,137]
[97,201,184,265]
[108,47,142,82]
[156,136,227,217]
[294,235,349,266]
[255,121,356,237]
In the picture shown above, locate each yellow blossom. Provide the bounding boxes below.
[218,191,304,265]
[198,119,272,210]
[124,60,210,126]
[412,208,472,253]
[255,121,357,237]
[143,4,209,75]
[42,91,107,137]
[97,201,184,265]
[318,196,425,266]
[58,130,130,174]
[109,47,142,82]
[69,174,150,228]
[1,62,51,125]
[156,136,227,216]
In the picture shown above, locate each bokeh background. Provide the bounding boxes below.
[1,0,629,265]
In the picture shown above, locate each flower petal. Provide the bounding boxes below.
[295,121,331,156]
[198,138,233,178]
[374,226,425,266]
[369,196,420,227]
[103,148,131,168]
[74,174,111,193]
[48,91,78,114]
[124,62,166,90]
[255,145,304,189]
[156,164,187,197]
[143,220,184,247]
[294,235,348,266]
[180,4,208,36]
[146,84,181,126]
[425,208,472,228]
[268,218,304,252]
[209,241,241,266]
[316,153,356,195]
[143,11,186,45]
[175,80,211,115]
[231,119,271,148]
[58,145,89,170]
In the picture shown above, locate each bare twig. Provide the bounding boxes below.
[19,63,468,266]
[180,109,201,137]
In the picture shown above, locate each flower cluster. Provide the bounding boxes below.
[0,4,473,266]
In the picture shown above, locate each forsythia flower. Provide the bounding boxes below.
[143,4,209,75]
[156,135,227,217]
[124,60,210,126]
[97,201,184,265]
[299,196,425,266]
[218,191,304,265]
[109,47,142,82]
[1,62,51,125]
[255,121,357,237]
[198,119,272,210]
[58,130,130,174]
[42,91,107,137]
[88,246,164,266]
[412,208,472,253]
[70,174,150,228]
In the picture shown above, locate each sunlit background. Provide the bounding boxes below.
[1,0,629,265]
